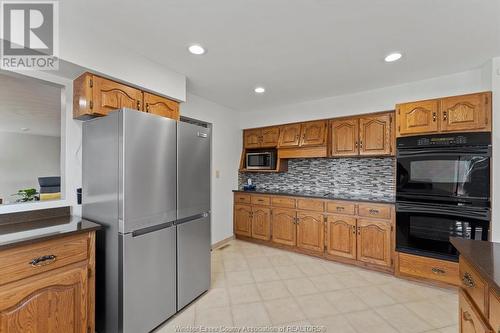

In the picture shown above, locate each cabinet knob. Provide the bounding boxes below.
[462,272,475,288]
[432,112,437,122]
[443,111,448,121]
[369,209,379,215]
[146,103,150,112]
[431,267,446,275]
[462,311,473,323]
[336,206,344,211]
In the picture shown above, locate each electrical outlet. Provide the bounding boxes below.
[215,170,220,178]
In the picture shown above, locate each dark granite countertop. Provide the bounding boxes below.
[233,189,395,204]
[450,238,500,295]
[0,207,100,250]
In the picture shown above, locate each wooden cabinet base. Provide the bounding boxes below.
[396,252,459,287]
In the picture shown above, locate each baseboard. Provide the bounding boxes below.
[211,235,234,250]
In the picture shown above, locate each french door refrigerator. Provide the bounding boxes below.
[82,109,211,333]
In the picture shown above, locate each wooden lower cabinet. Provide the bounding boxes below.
[325,215,356,260]
[0,263,88,333]
[356,219,392,268]
[271,208,297,246]
[490,290,500,333]
[252,207,271,241]
[459,290,492,333]
[234,204,252,237]
[296,211,324,253]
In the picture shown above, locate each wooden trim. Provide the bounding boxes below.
[278,146,328,158]
[211,236,235,250]
[87,231,96,333]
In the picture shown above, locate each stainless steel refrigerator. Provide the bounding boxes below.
[82,109,211,333]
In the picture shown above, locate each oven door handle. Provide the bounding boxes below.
[397,147,491,157]
[396,204,491,221]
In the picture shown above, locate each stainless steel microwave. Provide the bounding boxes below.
[246,151,276,170]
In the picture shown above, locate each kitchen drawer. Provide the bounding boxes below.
[0,233,88,286]
[326,201,356,215]
[459,290,493,333]
[297,199,324,212]
[460,258,488,315]
[251,195,271,206]
[235,193,251,204]
[271,196,296,209]
[489,289,500,333]
[398,252,459,286]
[358,203,391,220]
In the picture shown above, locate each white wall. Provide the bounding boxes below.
[239,69,484,127]
[0,132,60,201]
[181,94,242,244]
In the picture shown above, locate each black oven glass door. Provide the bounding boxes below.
[397,148,490,202]
[396,202,490,261]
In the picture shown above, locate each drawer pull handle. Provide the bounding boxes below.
[462,272,475,288]
[462,311,473,323]
[431,267,446,275]
[336,207,344,211]
[30,255,57,267]
[369,209,379,214]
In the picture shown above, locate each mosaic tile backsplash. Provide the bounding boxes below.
[239,157,395,199]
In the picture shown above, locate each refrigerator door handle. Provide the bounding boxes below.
[176,212,210,226]
[132,220,175,237]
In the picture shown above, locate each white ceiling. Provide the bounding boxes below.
[62,0,500,111]
[0,72,61,136]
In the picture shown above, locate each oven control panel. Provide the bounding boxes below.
[416,136,467,146]
[397,132,491,148]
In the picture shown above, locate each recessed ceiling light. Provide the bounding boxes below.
[20,127,29,131]
[384,52,402,62]
[254,87,266,94]
[188,44,206,55]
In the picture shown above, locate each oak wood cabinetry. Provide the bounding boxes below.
[0,232,96,333]
[278,124,302,148]
[490,290,500,333]
[397,252,459,286]
[396,92,491,137]
[244,126,280,149]
[234,192,395,271]
[331,113,393,157]
[143,92,180,120]
[73,72,180,121]
[278,121,327,148]
[459,290,492,333]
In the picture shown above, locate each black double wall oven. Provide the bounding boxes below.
[396,132,491,261]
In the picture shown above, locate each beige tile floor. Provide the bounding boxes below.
[156,239,458,333]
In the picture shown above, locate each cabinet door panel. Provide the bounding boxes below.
[296,212,324,253]
[331,119,359,156]
[440,93,489,132]
[278,124,301,147]
[92,76,142,116]
[490,290,500,333]
[300,121,327,147]
[271,209,296,246]
[234,205,252,237]
[143,92,180,120]
[252,207,271,241]
[397,100,439,136]
[244,129,262,149]
[459,290,492,333]
[0,264,87,333]
[359,114,392,156]
[261,127,280,147]
[356,219,391,267]
[326,215,356,260]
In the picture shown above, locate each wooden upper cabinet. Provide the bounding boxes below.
[261,127,280,147]
[244,129,262,149]
[73,72,180,121]
[440,92,490,132]
[325,215,356,260]
[234,205,252,237]
[356,219,392,268]
[300,121,327,147]
[296,211,324,253]
[143,92,180,120]
[359,114,392,156]
[271,208,297,246]
[278,124,302,147]
[252,207,271,241]
[91,74,142,116]
[397,100,439,136]
[0,264,88,333]
[331,119,359,156]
